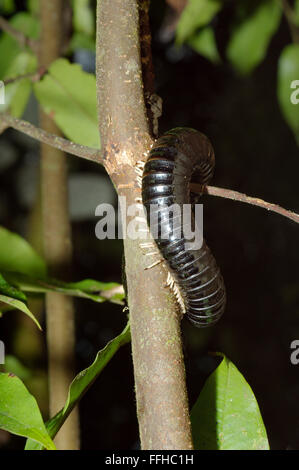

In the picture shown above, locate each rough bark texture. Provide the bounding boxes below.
[40,0,79,450]
[96,0,193,449]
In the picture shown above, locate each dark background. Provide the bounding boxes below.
[0,0,299,450]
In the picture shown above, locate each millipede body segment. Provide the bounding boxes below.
[141,127,226,327]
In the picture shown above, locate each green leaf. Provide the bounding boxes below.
[33,58,100,148]
[25,322,131,449]
[191,353,269,450]
[72,0,95,36]
[0,294,41,329]
[188,26,220,64]
[0,272,26,302]
[0,0,15,14]
[0,227,46,278]
[0,372,55,449]
[277,44,299,145]
[176,0,222,44]
[2,355,31,381]
[0,12,38,116]
[26,0,39,15]
[2,271,125,305]
[227,0,282,75]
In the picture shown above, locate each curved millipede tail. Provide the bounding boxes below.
[141,127,226,327]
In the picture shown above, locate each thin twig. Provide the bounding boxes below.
[190,183,299,224]
[0,113,102,163]
[0,16,39,54]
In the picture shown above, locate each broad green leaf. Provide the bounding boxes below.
[33,58,100,148]
[188,26,220,64]
[72,0,95,36]
[176,0,222,44]
[227,0,282,75]
[0,227,46,278]
[277,44,299,145]
[0,373,55,449]
[25,322,131,449]
[0,294,41,329]
[2,271,125,305]
[191,353,269,450]
[0,13,38,116]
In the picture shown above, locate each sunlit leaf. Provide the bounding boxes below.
[0,373,55,449]
[191,353,269,450]
[72,0,94,36]
[0,227,46,278]
[33,58,100,148]
[0,12,38,116]
[188,26,220,64]
[0,294,41,329]
[3,271,125,305]
[227,0,282,75]
[176,0,222,44]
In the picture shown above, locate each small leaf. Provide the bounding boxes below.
[3,271,125,305]
[227,0,282,75]
[0,227,46,278]
[33,58,100,148]
[0,294,41,329]
[25,322,131,449]
[277,44,299,145]
[0,272,26,302]
[0,372,55,449]
[72,0,95,36]
[191,353,269,450]
[188,26,220,64]
[0,12,38,117]
[176,0,222,44]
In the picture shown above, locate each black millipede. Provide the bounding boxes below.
[141,127,226,327]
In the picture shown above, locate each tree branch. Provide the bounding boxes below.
[190,183,299,224]
[0,16,39,54]
[0,113,102,163]
[96,0,193,450]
